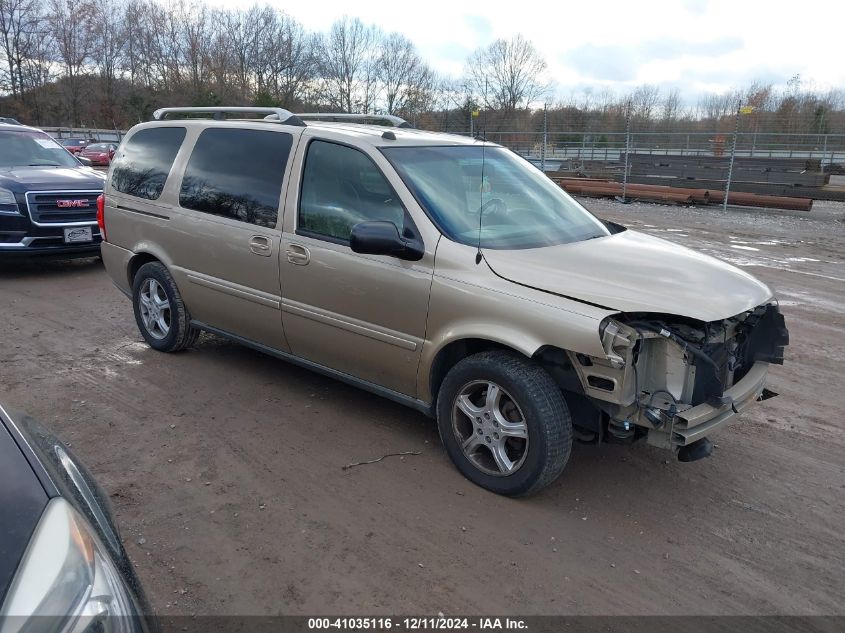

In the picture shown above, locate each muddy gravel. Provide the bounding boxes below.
[1,199,843,616]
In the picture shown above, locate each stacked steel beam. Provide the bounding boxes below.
[552,178,813,212]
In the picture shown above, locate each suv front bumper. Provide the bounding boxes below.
[648,361,772,448]
[0,233,102,258]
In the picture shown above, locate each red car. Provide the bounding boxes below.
[79,142,117,166]
[59,138,95,154]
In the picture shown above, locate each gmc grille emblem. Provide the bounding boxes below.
[56,199,90,208]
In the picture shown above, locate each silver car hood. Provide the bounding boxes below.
[483,229,773,322]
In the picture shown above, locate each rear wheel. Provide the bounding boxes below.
[132,262,199,352]
[436,351,572,496]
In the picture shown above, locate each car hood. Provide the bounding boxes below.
[483,229,773,322]
[0,166,106,191]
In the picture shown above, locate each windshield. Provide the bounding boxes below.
[382,145,610,249]
[0,130,81,168]
[87,143,110,151]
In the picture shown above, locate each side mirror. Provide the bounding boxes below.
[77,156,93,167]
[350,221,424,261]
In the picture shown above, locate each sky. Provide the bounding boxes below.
[206,0,844,102]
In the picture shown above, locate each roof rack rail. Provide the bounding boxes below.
[152,107,305,126]
[291,113,413,128]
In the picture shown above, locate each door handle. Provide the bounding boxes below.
[249,235,272,257]
[286,243,310,265]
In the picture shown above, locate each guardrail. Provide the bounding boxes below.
[487,131,845,167]
[42,127,125,142]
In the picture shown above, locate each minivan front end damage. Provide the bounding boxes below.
[570,302,789,455]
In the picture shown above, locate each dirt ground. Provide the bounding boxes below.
[1,199,843,616]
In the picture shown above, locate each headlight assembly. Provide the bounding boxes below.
[0,187,19,215]
[0,498,146,633]
[599,318,633,368]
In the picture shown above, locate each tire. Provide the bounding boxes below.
[132,262,199,352]
[436,351,572,497]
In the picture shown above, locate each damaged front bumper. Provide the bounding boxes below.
[647,360,772,449]
[570,302,788,454]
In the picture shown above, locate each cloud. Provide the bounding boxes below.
[682,65,799,90]
[463,15,492,42]
[437,41,474,63]
[562,45,640,82]
[563,36,744,82]
[682,0,709,15]
[640,37,744,61]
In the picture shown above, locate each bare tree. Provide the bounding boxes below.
[175,0,213,102]
[90,0,125,125]
[223,6,274,99]
[0,0,44,98]
[317,16,379,113]
[266,13,317,108]
[377,32,435,117]
[49,0,97,125]
[628,84,661,120]
[660,88,682,126]
[464,34,548,111]
[0,0,52,122]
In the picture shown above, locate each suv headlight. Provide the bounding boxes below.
[0,187,20,215]
[0,498,146,633]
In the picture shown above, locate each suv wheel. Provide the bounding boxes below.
[132,262,199,352]
[436,351,572,496]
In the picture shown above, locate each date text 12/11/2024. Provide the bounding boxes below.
[307,617,528,630]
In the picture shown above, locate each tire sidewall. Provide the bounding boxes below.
[132,263,184,352]
[436,355,565,496]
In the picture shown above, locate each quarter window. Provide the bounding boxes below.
[179,128,292,229]
[111,127,186,200]
[299,140,406,241]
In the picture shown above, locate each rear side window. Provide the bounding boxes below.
[111,127,186,200]
[179,128,292,229]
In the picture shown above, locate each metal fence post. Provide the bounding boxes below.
[541,103,547,171]
[822,134,828,171]
[622,101,631,202]
[723,101,742,212]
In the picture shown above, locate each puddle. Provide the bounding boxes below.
[778,289,845,313]
[716,254,767,267]
[730,245,760,251]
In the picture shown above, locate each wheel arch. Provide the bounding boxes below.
[126,244,173,288]
[426,339,603,433]
[427,337,535,408]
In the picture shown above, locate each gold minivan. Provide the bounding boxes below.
[100,107,788,496]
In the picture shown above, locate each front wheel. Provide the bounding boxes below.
[436,351,572,496]
[132,262,199,352]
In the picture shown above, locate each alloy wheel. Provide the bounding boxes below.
[451,380,529,476]
[138,278,172,340]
